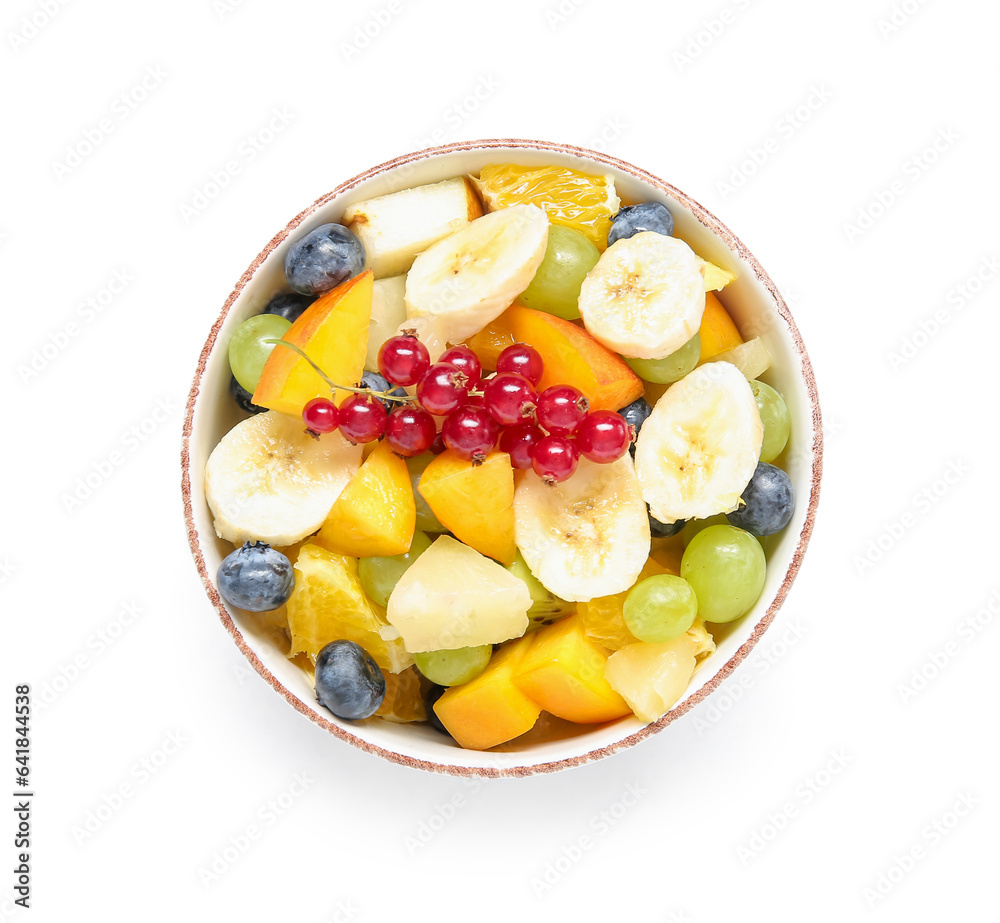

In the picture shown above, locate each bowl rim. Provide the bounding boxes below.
[181,137,823,778]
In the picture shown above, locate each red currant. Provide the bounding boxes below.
[496,343,544,386]
[439,345,482,388]
[429,431,447,455]
[498,422,543,470]
[441,405,500,463]
[377,335,430,386]
[338,393,387,443]
[385,405,436,457]
[483,372,537,426]
[575,410,632,463]
[535,385,589,436]
[417,363,471,416]
[531,434,579,484]
[302,397,339,433]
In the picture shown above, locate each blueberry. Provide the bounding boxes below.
[648,512,686,538]
[423,684,451,736]
[217,542,293,611]
[314,640,386,720]
[359,370,407,413]
[618,397,652,438]
[284,223,365,296]
[608,202,675,247]
[726,462,795,537]
[229,375,268,415]
[263,291,316,323]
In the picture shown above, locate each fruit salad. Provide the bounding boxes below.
[206,163,796,750]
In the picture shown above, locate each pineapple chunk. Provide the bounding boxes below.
[696,256,736,291]
[704,337,772,381]
[604,621,715,722]
[385,536,530,653]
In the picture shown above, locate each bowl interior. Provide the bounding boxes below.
[183,140,821,776]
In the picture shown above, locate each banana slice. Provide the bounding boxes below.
[514,457,650,603]
[634,361,762,523]
[205,411,362,546]
[578,231,705,360]
[404,204,549,343]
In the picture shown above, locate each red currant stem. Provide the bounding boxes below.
[265,339,409,402]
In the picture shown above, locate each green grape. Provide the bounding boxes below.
[358,531,432,607]
[406,455,448,533]
[228,314,292,392]
[413,645,492,686]
[626,334,701,384]
[623,575,698,642]
[518,224,600,320]
[750,380,791,463]
[680,524,765,623]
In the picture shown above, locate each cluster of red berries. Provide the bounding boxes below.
[301,335,633,483]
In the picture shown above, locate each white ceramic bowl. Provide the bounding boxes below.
[182,139,822,777]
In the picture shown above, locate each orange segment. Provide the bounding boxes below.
[512,613,631,724]
[465,309,518,370]
[314,440,415,557]
[467,304,643,412]
[474,164,619,251]
[417,451,516,565]
[376,666,427,723]
[286,543,411,673]
[253,271,373,416]
[698,292,743,362]
[433,634,540,750]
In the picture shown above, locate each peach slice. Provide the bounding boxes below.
[467,303,643,411]
[253,270,373,416]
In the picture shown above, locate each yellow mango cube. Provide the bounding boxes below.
[314,440,415,557]
[698,292,743,362]
[417,450,516,565]
[512,614,631,724]
[433,635,540,750]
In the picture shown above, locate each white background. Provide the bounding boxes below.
[3,0,998,920]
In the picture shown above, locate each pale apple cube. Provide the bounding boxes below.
[343,176,482,279]
[365,275,408,372]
